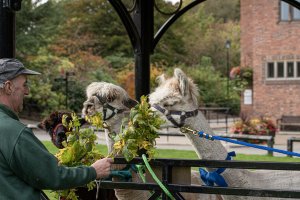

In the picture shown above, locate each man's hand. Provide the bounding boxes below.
[91,157,114,179]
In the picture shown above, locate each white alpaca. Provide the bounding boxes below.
[82,81,220,200]
[149,68,300,200]
[82,82,150,200]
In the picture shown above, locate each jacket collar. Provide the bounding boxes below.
[0,104,19,121]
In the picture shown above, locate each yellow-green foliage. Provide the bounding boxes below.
[54,113,104,200]
[113,96,165,161]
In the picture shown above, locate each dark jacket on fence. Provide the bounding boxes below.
[0,104,96,200]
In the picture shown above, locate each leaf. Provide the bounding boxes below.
[58,147,73,165]
[54,112,104,198]
[126,139,138,150]
[122,146,134,162]
[112,96,164,162]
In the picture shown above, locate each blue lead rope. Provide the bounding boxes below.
[199,151,236,187]
[196,131,300,157]
[180,127,300,157]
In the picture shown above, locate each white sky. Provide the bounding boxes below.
[164,0,181,5]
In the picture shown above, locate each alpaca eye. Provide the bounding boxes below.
[163,103,174,107]
[87,104,94,110]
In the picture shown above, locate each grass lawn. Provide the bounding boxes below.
[44,141,300,162]
[43,141,300,199]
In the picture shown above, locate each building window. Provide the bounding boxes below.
[287,62,294,77]
[267,63,275,78]
[297,62,300,77]
[277,62,284,77]
[266,61,300,80]
[280,0,300,21]
[293,1,300,20]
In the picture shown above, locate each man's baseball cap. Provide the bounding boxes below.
[0,58,40,84]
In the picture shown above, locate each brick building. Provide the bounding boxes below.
[240,0,300,121]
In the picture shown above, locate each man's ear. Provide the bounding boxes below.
[4,81,13,95]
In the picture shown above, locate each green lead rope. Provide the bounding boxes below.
[142,154,176,200]
[136,164,146,183]
[136,164,162,200]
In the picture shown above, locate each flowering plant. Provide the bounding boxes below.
[230,66,253,92]
[231,115,277,137]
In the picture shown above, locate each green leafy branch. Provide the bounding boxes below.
[112,96,165,161]
[54,113,104,200]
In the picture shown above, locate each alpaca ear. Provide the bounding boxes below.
[123,98,138,109]
[174,68,188,96]
[156,74,166,85]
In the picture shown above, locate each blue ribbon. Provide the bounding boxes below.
[199,151,236,187]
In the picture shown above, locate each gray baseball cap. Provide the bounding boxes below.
[0,58,41,84]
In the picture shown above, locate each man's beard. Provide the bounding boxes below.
[17,102,24,114]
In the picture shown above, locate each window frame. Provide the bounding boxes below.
[297,62,300,77]
[266,60,300,80]
[280,0,300,21]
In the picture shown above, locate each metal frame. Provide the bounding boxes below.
[100,157,300,200]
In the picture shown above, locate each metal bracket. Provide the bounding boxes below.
[2,0,22,11]
[3,0,10,8]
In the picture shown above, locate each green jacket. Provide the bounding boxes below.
[0,104,97,200]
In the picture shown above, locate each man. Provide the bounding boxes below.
[0,58,113,199]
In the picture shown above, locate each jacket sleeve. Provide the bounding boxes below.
[9,127,97,190]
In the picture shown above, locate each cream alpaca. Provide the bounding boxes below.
[149,68,300,200]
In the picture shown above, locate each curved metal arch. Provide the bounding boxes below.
[153,0,300,50]
[154,0,183,16]
[153,0,207,50]
[126,0,136,12]
[108,0,140,50]
[282,0,300,9]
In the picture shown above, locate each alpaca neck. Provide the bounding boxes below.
[183,111,228,161]
[185,111,258,193]
[104,112,128,154]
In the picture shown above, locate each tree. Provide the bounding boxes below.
[16,0,64,57]
[179,5,240,75]
[15,0,242,117]
[202,0,240,22]
[174,57,240,114]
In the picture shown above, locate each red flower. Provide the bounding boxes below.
[230,66,241,79]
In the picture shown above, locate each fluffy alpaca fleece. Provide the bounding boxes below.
[83,82,149,200]
[39,111,71,149]
[149,68,300,200]
[82,81,137,153]
[82,81,220,200]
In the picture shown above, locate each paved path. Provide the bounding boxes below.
[21,118,300,157]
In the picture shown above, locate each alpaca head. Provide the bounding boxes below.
[82,82,137,128]
[149,68,199,127]
[39,111,72,149]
